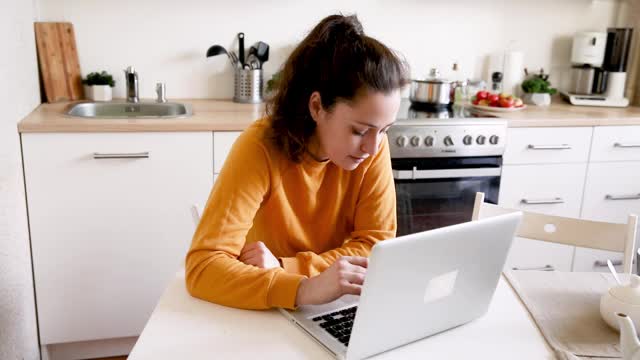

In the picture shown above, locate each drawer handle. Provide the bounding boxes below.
[594,260,622,267]
[512,265,554,271]
[527,144,572,150]
[605,193,640,201]
[614,142,640,148]
[521,197,564,205]
[93,152,150,159]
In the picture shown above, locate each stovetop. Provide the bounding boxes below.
[396,99,502,123]
[390,100,507,158]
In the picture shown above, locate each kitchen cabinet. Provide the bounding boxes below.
[213,131,242,174]
[502,127,592,165]
[499,127,591,272]
[21,132,213,350]
[589,126,640,162]
[575,127,640,273]
[499,163,587,271]
[500,125,640,274]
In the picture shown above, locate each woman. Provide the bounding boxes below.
[186,14,409,310]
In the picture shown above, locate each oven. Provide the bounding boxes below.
[393,156,501,236]
[389,101,508,236]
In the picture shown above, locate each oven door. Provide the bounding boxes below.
[393,156,501,236]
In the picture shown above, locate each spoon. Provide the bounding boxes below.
[607,259,622,286]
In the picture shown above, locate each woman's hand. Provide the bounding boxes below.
[238,241,281,269]
[296,256,368,306]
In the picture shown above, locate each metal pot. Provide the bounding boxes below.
[410,68,453,106]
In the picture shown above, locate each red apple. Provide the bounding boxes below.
[476,90,489,100]
[488,93,500,103]
[499,97,515,108]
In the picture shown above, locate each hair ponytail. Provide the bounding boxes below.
[266,14,410,162]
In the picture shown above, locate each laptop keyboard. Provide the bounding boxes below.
[311,306,357,346]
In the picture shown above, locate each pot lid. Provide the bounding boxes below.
[610,274,640,305]
[413,68,452,84]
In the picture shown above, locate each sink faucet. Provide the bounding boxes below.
[124,66,139,103]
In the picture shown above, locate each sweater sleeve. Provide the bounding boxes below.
[280,137,397,277]
[185,130,305,310]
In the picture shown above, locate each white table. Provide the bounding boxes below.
[129,272,555,359]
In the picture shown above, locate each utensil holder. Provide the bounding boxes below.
[234,68,263,104]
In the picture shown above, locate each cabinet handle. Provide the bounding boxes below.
[512,265,555,271]
[93,152,150,159]
[521,197,564,205]
[605,193,640,201]
[614,142,640,148]
[594,260,622,267]
[527,144,572,150]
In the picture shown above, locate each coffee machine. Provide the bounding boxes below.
[562,28,634,107]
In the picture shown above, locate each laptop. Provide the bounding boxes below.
[279,211,522,360]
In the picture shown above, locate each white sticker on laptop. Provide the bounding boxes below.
[423,270,459,304]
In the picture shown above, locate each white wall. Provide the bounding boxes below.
[0,0,42,358]
[36,0,622,100]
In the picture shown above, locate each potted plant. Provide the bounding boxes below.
[264,70,282,100]
[82,71,115,101]
[521,68,557,106]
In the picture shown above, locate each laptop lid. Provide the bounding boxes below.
[345,211,522,360]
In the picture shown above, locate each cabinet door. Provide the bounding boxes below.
[574,161,640,273]
[498,163,588,272]
[22,132,213,344]
[213,131,242,173]
[590,126,640,162]
[503,127,592,165]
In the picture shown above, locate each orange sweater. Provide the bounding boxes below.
[185,118,397,310]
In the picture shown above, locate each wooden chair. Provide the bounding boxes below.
[471,192,638,274]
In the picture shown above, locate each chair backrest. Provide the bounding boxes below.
[472,192,638,274]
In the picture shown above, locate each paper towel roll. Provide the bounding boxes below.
[502,51,524,96]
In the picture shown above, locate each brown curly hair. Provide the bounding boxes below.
[266,14,410,162]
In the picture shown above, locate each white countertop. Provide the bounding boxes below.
[17,98,640,133]
[128,271,555,360]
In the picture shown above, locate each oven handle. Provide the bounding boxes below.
[392,167,501,180]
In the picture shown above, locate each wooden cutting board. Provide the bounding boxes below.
[34,22,84,102]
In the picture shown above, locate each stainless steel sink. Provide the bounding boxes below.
[65,101,193,119]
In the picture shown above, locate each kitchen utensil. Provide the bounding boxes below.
[228,51,240,68]
[34,22,84,102]
[601,273,640,332]
[246,54,261,70]
[608,259,623,286]
[234,68,263,103]
[206,44,228,58]
[409,68,453,106]
[238,32,245,66]
[248,45,258,57]
[254,41,270,64]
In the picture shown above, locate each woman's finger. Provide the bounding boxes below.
[343,271,366,286]
[340,282,363,296]
[239,246,261,258]
[341,256,368,268]
[241,242,259,253]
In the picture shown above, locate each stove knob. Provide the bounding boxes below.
[396,136,408,147]
[463,135,473,145]
[476,135,486,145]
[489,135,500,145]
[410,136,421,147]
[424,136,434,147]
[444,136,454,146]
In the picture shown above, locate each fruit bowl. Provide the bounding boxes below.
[470,104,527,113]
